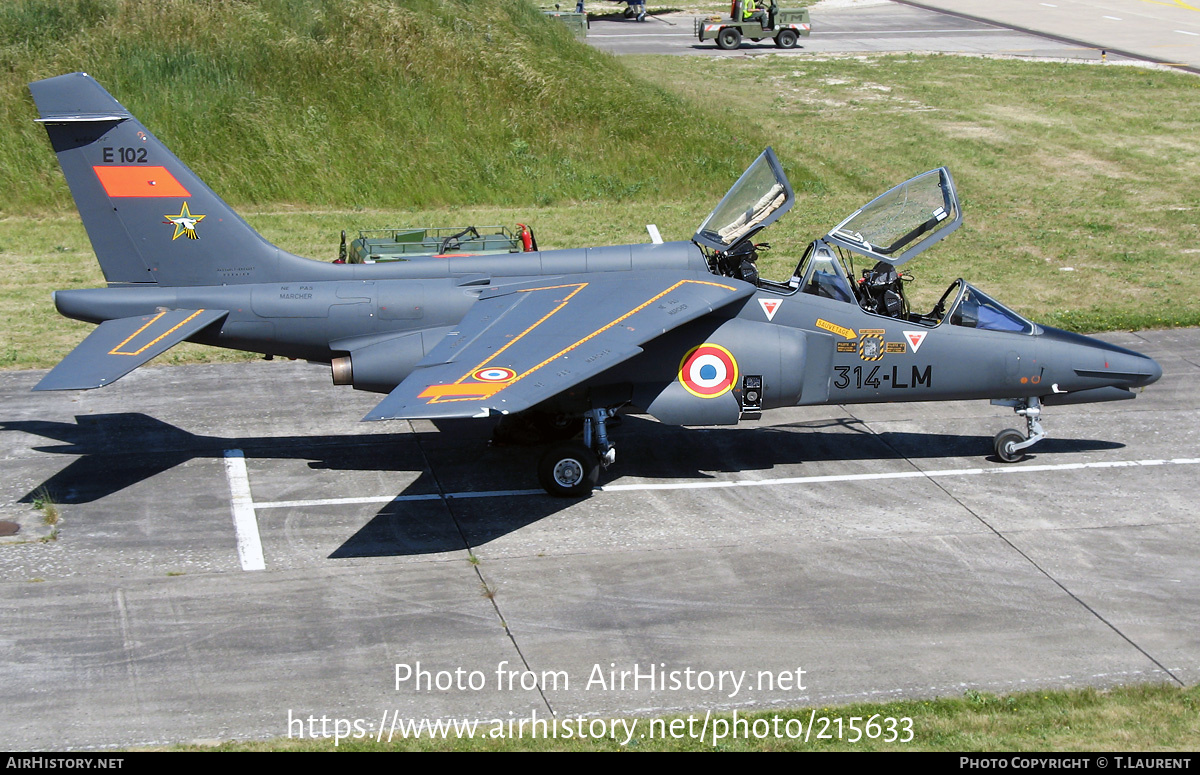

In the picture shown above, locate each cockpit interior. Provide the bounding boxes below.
[694,149,1035,335]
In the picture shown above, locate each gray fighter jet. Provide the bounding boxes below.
[30,73,1162,496]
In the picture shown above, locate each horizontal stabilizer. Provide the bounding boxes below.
[35,309,227,391]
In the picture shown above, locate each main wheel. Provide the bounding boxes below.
[538,442,600,497]
[716,27,742,50]
[994,428,1026,463]
[775,29,798,48]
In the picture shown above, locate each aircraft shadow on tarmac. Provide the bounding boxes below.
[3,412,1123,556]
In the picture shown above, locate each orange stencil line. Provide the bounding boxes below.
[449,283,589,386]
[109,310,205,356]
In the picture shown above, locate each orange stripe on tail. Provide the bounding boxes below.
[93,166,191,197]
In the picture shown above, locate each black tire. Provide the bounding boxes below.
[994,429,1026,463]
[623,7,635,17]
[538,442,599,497]
[775,29,798,48]
[716,27,742,50]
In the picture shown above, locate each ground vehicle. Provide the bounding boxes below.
[695,0,812,50]
[337,225,535,264]
[542,6,588,38]
[30,73,1161,497]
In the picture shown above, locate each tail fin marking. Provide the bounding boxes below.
[30,72,287,287]
[93,165,191,198]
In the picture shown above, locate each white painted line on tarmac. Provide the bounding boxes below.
[600,456,1200,492]
[811,28,1000,35]
[255,490,544,509]
[589,28,1002,38]
[1176,29,1200,35]
[259,493,440,509]
[248,456,1200,508]
[224,449,266,571]
[588,32,694,37]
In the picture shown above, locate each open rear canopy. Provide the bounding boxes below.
[826,167,961,265]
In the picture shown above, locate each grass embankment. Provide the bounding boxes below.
[0,0,760,211]
[169,684,1199,751]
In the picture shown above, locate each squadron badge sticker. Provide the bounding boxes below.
[858,330,885,361]
[679,343,738,398]
[164,201,205,240]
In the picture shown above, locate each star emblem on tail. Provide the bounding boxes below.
[164,201,205,240]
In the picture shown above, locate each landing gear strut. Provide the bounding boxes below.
[990,396,1045,463]
[536,407,616,496]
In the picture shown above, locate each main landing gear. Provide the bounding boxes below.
[537,408,616,497]
[990,396,1046,463]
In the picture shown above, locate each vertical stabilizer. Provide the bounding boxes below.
[30,73,286,287]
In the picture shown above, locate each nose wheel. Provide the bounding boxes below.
[993,428,1027,463]
[991,396,1045,463]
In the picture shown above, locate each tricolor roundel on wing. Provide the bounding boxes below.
[472,367,516,383]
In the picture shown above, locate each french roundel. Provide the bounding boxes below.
[679,343,738,399]
[472,367,516,383]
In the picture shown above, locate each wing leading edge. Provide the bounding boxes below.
[364,270,753,421]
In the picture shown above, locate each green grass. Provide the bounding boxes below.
[160,684,1200,751]
[0,0,765,212]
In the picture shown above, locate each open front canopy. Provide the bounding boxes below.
[826,167,962,266]
[693,147,795,253]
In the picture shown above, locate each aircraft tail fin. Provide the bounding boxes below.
[30,73,287,287]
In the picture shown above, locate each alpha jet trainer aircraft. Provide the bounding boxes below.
[31,73,1161,496]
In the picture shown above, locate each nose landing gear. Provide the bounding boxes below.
[990,396,1046,463]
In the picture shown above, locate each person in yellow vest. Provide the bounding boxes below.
[743,0,767,26]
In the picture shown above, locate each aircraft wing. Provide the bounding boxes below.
[34,308,228,391]
[364,270,752,421]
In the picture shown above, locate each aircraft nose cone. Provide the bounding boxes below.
[1039,327,1162,390]
[1138,353,1163,387]
[1084,348,1162,388]
[1096,348,1162,388]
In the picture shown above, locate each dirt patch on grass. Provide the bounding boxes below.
[938,121,1004,141]
[1034,149,1127,181]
